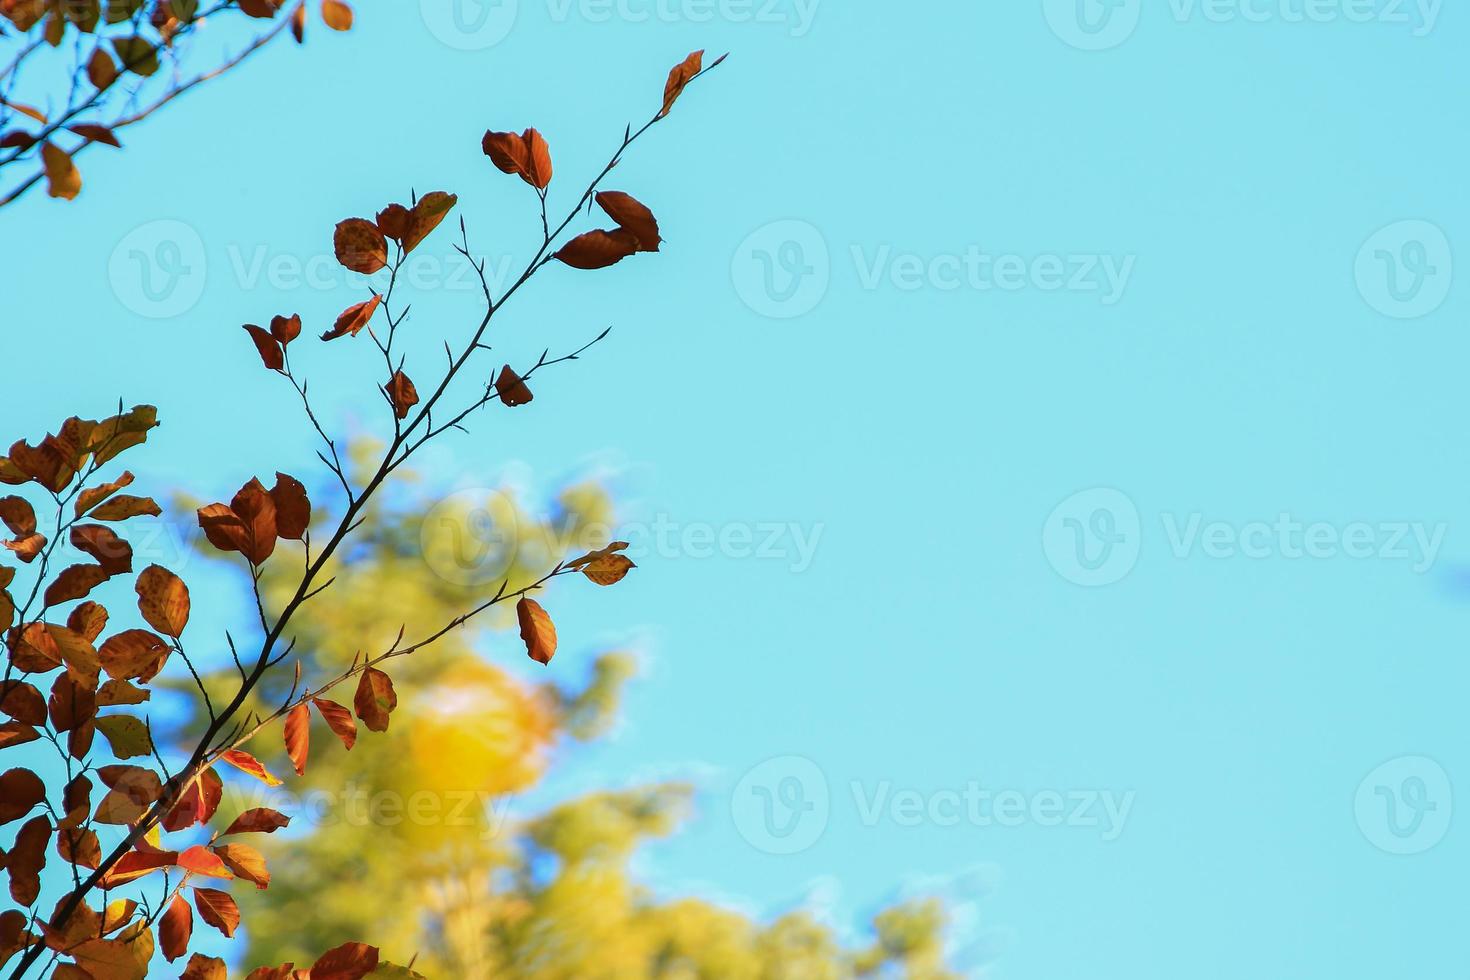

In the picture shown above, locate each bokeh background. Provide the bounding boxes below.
[4,1,1467,977]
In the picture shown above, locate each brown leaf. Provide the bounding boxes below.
[3,532,45,563]
[376,203,409,240]
[581,553,636,586]
[160,894,192,962]
[96,678,149,706]
[401,191,458,255]
[270,313,302,345]
[0,495,35,536]
[0,767,45,823]
[661,49,705,117]
[98,628,170,682]
[42,142,81,200]
[219,749,283,786]
[321,294,382,341]
[0,722,39,749]
[221,807,291,836]
[553,228,641,270]
[214,842,269,889]
[163,767,222,832]
[243,324,285,371]
[135,564,189,636]
[496,365,533,407]
[334,217,387,274]
[386,370,419,420]
[482,128,552,189]
[516,597,557,665]
[197,502,249,555]
[71,523,132,574]
[75,471,135,518]
[291,1,306,41]
[596,191,661,251]
[86,47,117,88]
[68,123,120,147]
[7,816,49,904]
[56,826,102,869]
[94,765,163,824]
[89,494,161,521]
[48,673,96,733]
[269,472,311,541]
[311,697,357,750]
[44,565,109,607]
[192,888,240,938]
[58,774,91,831]
[353,668,396,732]
[1,680,47,725]
[321,0,353,30]
[87,405,158,466]
[0,130,36,150]
[231,478,278,565]
[311,941,379,980]
[0,909,34,971]
[284,701,309,776]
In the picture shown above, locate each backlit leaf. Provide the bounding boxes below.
[220,749,283,786]
[311,697,356,750]
[321,0,352,30]
[553,228,641,270]
[401,191,457,255]
[192,887,240,938]
[321,295,382,341]
[98,629,169,682]
[215,842,269,889]
[41,142,81,200]
[284,701,309,775]
[353,668,396,732]
[386,370,419,420]
[269,472,310,541]
[71,523,132,574]
[0,767,45,823]
[160,894,191,962]
[95,714,152,758]
[334,217,386,274]
[516,597,557,665]
[661,49,706,117]
[135,564,189,636]
[221,807,291,836]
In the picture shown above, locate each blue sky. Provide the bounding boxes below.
[5,1,1468,977]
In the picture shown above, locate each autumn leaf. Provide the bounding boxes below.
[89,494,161,521]
[232,478,278,564]
[94,765,163,824]
[192,887,240,938]
[310,941,380,980]
[376,203,409,240]
[160,894,192,962]
[221,807,291,836]
[86,47,117,89]
[291,1,307,41]
[580,552,636,586]
[596,191,662,251]
[517,597,557,665]
[178,844,234,880]
[71,523,133,574]
[48,673,96,733]
[271,312,303,345]
[98,628,170,682]
[353,668,396,732]
[312,697,357,750]
[163,767,223,831]
[334,217,387,274]
[401,191,458,255]
[68,123,120,147]
[0,495,35,536]
[41,142,81,200]
[99,847,178,887]
[496,365,533,407]
[321,0,353,30]
[75,471,135,518]
[97,678,150,707]
[135,564,189,636]
[269,472,311,540]
[0,723,38,749]
[285,701,310,775]
[220,749,283,786]
[7,816,49,904]
[554,228,641,270]
[0,767,45,823]
[661,49,714,117]
[243,324,285,371]
[215,842,270,889]
[43,565,108,607]
[321,294,382,341]
[0,681,47,725]
[386,370,419,420]
[482,128,552,189]
[57,826,102,869]
[95,714,152,759]
[3,532,45,563]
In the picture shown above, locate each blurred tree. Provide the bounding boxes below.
[186,451,965,978]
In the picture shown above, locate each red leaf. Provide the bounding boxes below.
[243,324,284,371]
[268,472,310,541]
[221,807,291,836]
[270,313,302,345]
[310,941,380,980]
[401,191,457,255]
[312,697,357,750]
[160,894,192,961]
[553,228,641,270]
[321,295,382,341]
[482,128,552,189]
[596,191,661,251]
[162,767,222,832]
[352,668,396,732]
[386,370,419,420]
[192,887,240,938]
[284,701,309,776]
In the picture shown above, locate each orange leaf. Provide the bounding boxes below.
[482,128,551,189]
[70,523,132,575]
[215,842,270,889]
[135,564,189,636]
[352,668,396,732]
[495,365,533,407]
[178,844,233,880]
[386,370,419,420]
[75,471,135,518]
[269,472,311,541]
[41,142,81,200]
[181,952,227,980]
[310,941,379,979]
[221,807,291,836]
[581,553,636,586]
[321,295,382,341]
[284,701,309,776]
[231,478,278,565]
[516,597,557,665]
[243,324,284,371]
[311,697,357,750]
[97,628,169,682]
[96,679,148,706]
[86,48,117,89]
[219,749,283,786]
[661,49,705,118]
[56,826,102,869]
[3,532,45,563]
[596,191,661,251]
[401,191,457,255]
[162,767,222,832]
[160,894,192,962]
[192,887,240,938]
[334,217,387,274]
[291,1,306,42]
[553,228,641,270]
[43,565,109,607]
[376,203,409,240]
[0,496,35,536]
[321,0,353,30]
[99,847,177,886]
[89,494,160,521]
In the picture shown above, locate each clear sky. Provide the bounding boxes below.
[5,2,1468,977]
